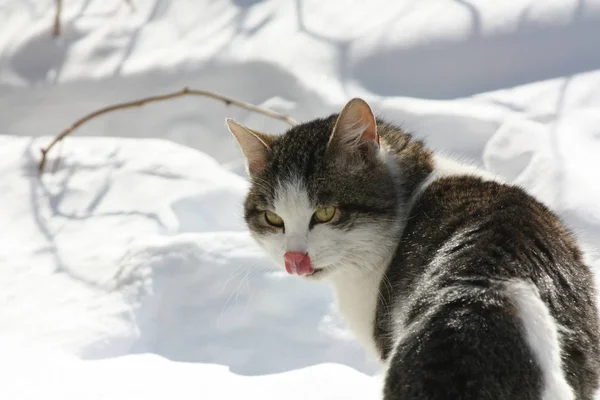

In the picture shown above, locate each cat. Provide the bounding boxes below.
[226,98,600,399]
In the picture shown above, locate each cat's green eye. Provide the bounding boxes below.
[314,206,337,223]
[264,210,284,227]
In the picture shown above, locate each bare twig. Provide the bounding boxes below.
[38,87,298,173]
[53,0,62,37]
[53,0,136,37]
[124,0,136,12]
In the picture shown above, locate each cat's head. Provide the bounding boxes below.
[227,98,401,281]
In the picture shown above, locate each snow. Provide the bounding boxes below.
[0,346,379,400]
[1,0,599,398]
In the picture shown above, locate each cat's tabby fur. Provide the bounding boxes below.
[227,98,600,399]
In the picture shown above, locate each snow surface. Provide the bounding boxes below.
[1,0,600,398]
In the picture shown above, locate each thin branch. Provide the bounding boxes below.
[38,87,298,173]
[124,0,136,12]
[53,0,62,37]
[53,0,136,37]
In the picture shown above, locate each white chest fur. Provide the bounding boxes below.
[329,268,386,360]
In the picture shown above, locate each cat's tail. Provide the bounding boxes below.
[505,280,574,400]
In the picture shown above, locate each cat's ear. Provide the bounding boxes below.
[328,98,379,155]
[226,119,275,176]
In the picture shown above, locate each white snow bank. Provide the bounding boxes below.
[0,135,377,375]
[0,345,380,400]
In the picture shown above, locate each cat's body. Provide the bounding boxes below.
[376,174,599,399]
[227,98,600,399]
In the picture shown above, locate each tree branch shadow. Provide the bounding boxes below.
[24,140,165,292]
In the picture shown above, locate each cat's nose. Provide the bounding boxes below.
[284,252,314,276]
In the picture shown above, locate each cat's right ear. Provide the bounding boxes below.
[226,119,274,176]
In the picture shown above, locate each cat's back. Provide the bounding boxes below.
[400,176,596,296]
[377,175,600,399]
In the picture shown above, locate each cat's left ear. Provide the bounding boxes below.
[226,119,275,176]
[328,98,379,156]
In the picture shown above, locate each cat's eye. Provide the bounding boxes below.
[264,210,284,227]
[313,206,337,223]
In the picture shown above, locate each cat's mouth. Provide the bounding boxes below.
[281,252,331,279]
[304,267,329,279]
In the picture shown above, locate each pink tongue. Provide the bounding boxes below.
[284,252,314,275]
